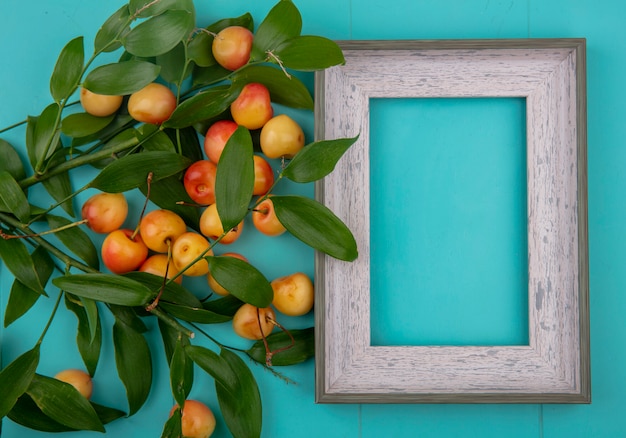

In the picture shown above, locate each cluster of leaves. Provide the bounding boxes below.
[0,1,357,437]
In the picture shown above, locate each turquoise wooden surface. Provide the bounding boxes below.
[0,0,623,437]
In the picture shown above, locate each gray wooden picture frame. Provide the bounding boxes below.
[314,39,589,403]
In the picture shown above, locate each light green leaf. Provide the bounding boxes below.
[0,345,40,418]
[276,35,346,71]
[247,327,314,366]
[282,135,359,182]
[0,170,30,222]
[251,0,302,61]
[272,195,358,261]
[61,112,115,138]
[94,5,131,53]
[215,126,254,231]
[113,318,152,416]
[53,273,154,306]
[124,10,194,57]
[129,0,194,18]
[89,151,192,193]
[83,60,160,95]
[27,373,104,432]
[50,36,84,102]
[206,256,273,308]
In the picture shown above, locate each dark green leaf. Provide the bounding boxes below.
[251,0,302,61]
[62,112,115,138]
[0,138,26,180]
[233,64,313,110]
[170,336,193,407]
[8,393,75,432]
[139,124,176,152]
[83,60,161,95]
[113,319,152,416]
[95,5,131,53]
[129,0,194,18]
[72,114,135,148]
[124,271,202,308]
[160,408,182,438]
[282,136,359,182]
[89,151,192,193]
[272,195,358,261]
[159,302,232,324]
[0,345,40,418]
[207,256,273,307]
[215,126,254,230]
[27,374,104,432]
[0,236,45,294]
[164,86,237,129]
[0,170,30,222]
[88,126,139,169]
[65,294,102,376]
[191,64,231,88]
[202,294,243,317]
[217,348,262,438]
[276,35,346,71]
[50,36,84,102]
[156,42,191,84]
[139,175,201,231]
[187,32,214,68]
[124,10,194,58]
[108,304,148,333]
[47,214,100,269]
[31,103,61,164]
[207,12,254,33]
[41,148,75,216]
[164,125,203,162]
[53,273,154,306]
[158,318,180,365]
[4,279,42,327]
[247,327,314,366]
[185,345,238,394]
[91,402,126,424]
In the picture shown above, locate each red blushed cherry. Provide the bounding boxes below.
[101,229,149,274]
[253,155,274,196]
[203,119,238,164]
[183,160,217,206]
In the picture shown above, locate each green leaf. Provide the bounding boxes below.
[165,125,204,162]
[156,42,191,84]
[233,65,313,110]
[47,214,100,269]
[123,271,202,308]
[0,170,30,222]
[215,126,254,231]
[164,86,237,129]
[41,148,75,216]
[251,0,302,61]
[139,175,201,231]
[50,36,84,102]
[207,256,273,307]
[8,393,74,432]
[124,10,194,57]
[216,349,262,438]
[202,294,243,317]
[0,345,40,418]
[65,294,102,376]
[91,402,126,425]
[0,138,26,180]
[61,112,115,138]
[247,327,314,366]
[276,35,346,71]
[113,318,152,416]
[0,236,45,294]
[170,336,193,407]
[108,304,148,333]
[160,408,182,438]
[185,345,238,394]
[282,136,359,182]
[159,302,233,324]
[158,318,180,364]
[88,126,139,169]
[83,60,161,95]
[138,124,176,152]
[272,195,358,261]
[89,151,192,193]
[94,5,131,53]
[129,0,194,18]
[31,103,61,165]
[27,374,104,432]
[53,273,154,306]
[191,64,231,88]
[72,114,135,148]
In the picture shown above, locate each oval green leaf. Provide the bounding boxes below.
[251,0,302,61]
[159,302,233,324]
[94,5,131,53]
[217,348,262,438]
[185,345,238,393]
[202,294,243,317]
[123,271,202,308]
[47,214,100,269]
[0,236,45,294]
[83,60,160,95]
[0,170,30,222]
[156,42,190,85]
[0,345,40,418]
[8,393,74,432]
[170,336,193,407]
[31,103,61,165]
[0,138,26,180]
[41,148,74,216]
[247,327,314,366]
[124,10,194,57]
[62,112,115,138]
[53,273,154,306]
[233,64,313,110]
[64,293,102,376]
[164,86,237,129]
[271,195,358,261]
[207,256,273,308]
[282,135,359,182]
[27,374,104,432]
[113,319,152,416]
[215,126,254,231]
[50,36,84,102]
[89,151,192,193]
[276,35,346,71]
[5,279,42,328]
[129,0,194,18]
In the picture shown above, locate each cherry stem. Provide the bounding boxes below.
[131,171,153,240]
[1,219,88,240]
[145,239,173,312]
[265,50,291,79]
